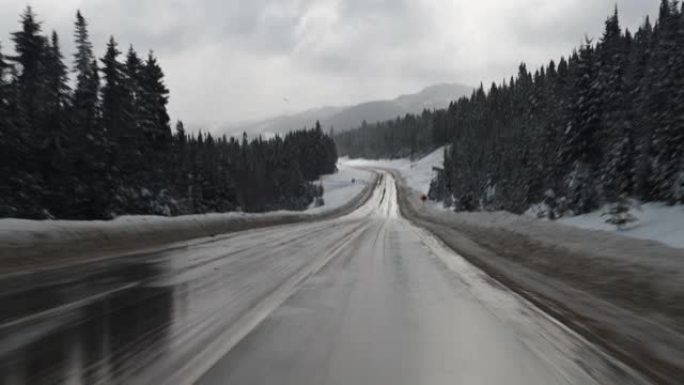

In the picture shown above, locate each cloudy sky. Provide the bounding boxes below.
[0,0,661,129]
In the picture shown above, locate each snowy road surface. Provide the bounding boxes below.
[0,172,644,384]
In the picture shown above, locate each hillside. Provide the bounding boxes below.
[217,83,472,137]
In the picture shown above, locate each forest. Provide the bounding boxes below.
[0,7,338,219]
[337,1,684,216]
[335,110,437,160]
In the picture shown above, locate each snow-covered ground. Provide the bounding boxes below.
[343,146,445,194]
[554,202,684,249]
[345,147,683,250]
[308,165,372,214]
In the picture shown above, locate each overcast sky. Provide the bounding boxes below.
[0,0,661,129]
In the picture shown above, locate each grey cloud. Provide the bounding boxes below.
[0,0,664,127]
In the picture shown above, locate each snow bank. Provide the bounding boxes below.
[342,146,444,193]
[554,202,684,249]
[0,167,371,245]
[347,147,682,252]
[0,168,376,274]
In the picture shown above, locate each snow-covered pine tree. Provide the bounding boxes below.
[602,194,638,230]
[561,42,602,214]
[648,1,682,202]
[596,8,638,201]
[629,17,656,202]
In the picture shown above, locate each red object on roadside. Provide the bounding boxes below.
[420,194,428,202]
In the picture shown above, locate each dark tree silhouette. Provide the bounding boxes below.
[0,7,338,219]
[338,3,684,214]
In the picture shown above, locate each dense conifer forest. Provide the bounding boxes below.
[335,110,437,160]
[337,1,684,216]
[0,8,337,219]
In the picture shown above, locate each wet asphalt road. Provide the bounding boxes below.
[0,173,634,384]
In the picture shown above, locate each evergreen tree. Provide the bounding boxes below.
[124,46,143,134]
[72,10,99,130]
[0,41,9,130]
[0,41,21,216]
[69,11,106,217]
[38,31,73,215]
[337,4,682,215]
[44,31,70,148]
[602,194,638,230]
[100,37,128,139]
[100,36,139,181]
[139,52,171,146]
[9,6,48,133]
[648,1,682,201]
[630,16,656,201]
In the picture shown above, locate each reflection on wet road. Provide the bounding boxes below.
[0,180,378,384]
[1,261,173,384]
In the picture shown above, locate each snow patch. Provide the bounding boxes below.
[308,166,372,214]
[555,202,684,249]
[342,146,445,193]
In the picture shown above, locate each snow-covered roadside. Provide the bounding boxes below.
[308,165,372,214]
[348,147,683,250]
[550,203,684,249]
[1,166,371,240]
[0,165,375,274]
[343,146,445,194]
[346,147,684,251]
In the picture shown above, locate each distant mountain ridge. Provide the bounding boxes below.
[216,83,473,137]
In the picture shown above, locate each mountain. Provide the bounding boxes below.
[216,83,473,137]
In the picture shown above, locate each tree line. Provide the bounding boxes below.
[338,2,684,216]
[0,7,337,219]
[335,110,437,159]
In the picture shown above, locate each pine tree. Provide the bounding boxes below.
[44,31,70,148]
[101,36,138,174]
[101,37,126,137]
[175,120,186,143]
[0,41,21,216]
[9,6,49,133]
[560,42,602,213]
[0,41,9,127]
[72,10,99,129]
[39,31,73,215]
[595,8,637,201]
[631,17,656,201]
[139,52,171,146]
[124,46,143,134]
[648,0,682,201]
[70,11,104,218]
[602,194,638,230]
[665,1,684,203]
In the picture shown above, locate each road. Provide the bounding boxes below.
[0,172,637,384]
